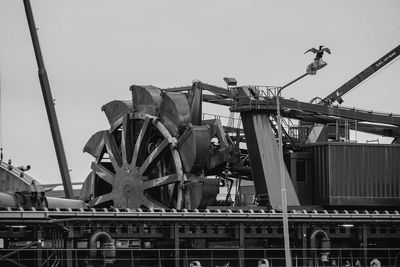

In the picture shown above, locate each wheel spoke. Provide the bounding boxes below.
[132,117,152,167]
[143,174,179,189]
[91,162,114,184]
[120,115,127,164]
[104,131,123,170]
[121,114,133,165]
[138,139,170,176]
[90,193,114,207]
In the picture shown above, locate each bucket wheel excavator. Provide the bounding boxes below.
[80,84,236,210]
[84,112,184,209]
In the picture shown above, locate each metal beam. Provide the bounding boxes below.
[165,82,230,97]
[322,44,400,105]
[232,97,400,127]
[241,112,300,208]
[23,0,73,198]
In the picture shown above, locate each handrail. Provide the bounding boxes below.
[231,95,400,122]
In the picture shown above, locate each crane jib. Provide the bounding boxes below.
[322,44,400,105]
[375,50,398,68]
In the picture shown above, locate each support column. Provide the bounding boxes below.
[241,112,299,208]
[64,227,74,267]
[239,223,245,267]
[174,223,180,267]
[36,230,42,267]
[65,238,73,267]
[363,224,368,266]
[302,224,308,267]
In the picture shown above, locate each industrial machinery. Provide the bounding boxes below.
[80,83,233,210]
[2,79,400,267]
[321,44,400,106]
[2,1,400,266]
[3,76,399,266]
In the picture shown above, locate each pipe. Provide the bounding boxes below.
[17,165,31,171]
[0,192,18,207]
[310,229,331,266]
[310,229,330,250]
[45,197,87,209]
[0,192,87,209]
[88,231,115,264]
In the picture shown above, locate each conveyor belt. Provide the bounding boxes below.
[1,207,400,223]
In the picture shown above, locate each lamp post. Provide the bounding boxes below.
[277,60,327,267]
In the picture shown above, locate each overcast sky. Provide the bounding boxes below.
[0,0,399,185]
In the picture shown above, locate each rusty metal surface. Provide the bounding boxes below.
[302,143,400,206]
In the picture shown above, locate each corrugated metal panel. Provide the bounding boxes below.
[302,143,400,206]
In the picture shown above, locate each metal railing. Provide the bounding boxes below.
[202,113,243,131]
[1,247,400,267]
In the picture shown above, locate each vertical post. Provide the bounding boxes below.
[63,229,74,267]
[65,238,73,267]
[363,224,368,266]
[276,94,292,267]
[355,120,358,142]
[302,224,308,267]
[36,230,43,267]
[174,223,180,267]
[276,72,308,267]
[23,0,74,199]
[239,223,245,267]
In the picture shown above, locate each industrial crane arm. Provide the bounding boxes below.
[23,0,74,199]
[322,44,400,105]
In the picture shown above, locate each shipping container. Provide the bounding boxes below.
[298,142,400,206]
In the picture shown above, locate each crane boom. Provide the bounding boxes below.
[322,44,400,105]
[23,0,74,199]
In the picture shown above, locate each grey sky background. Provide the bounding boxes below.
[0,0,399,185]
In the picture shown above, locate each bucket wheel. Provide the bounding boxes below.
[87,112,185,209]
